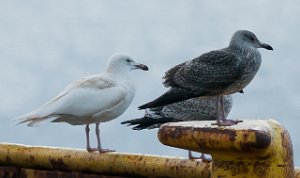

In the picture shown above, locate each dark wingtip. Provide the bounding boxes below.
[138,105,146,110]
[138,103,150,110]
[120,121,128,125]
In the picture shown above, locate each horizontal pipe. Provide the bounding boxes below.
[0,166,128,178]
[158,120,272,155]
[0,142,210,178]
[158,119,296,178]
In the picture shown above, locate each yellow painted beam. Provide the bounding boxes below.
[158,119,295,178]
[0,166,129,178]
[0,142,210,178]
[295,167,300,178]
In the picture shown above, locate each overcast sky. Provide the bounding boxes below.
[0,1,299,166]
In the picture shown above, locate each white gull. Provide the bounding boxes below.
[17,54,148,152]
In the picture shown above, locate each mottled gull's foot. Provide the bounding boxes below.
[211,119,243,126]
[188,151,212,162]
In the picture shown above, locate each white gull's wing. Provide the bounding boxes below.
[44,75,127,116]
[17,75,127,124]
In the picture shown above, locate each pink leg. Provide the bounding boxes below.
[95,123,115,153]
[85,124,93,151]
[212,96,242,126]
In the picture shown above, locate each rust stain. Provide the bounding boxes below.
[240,131,271,151]
[191,127,238,150]
[173,127,182,139]
[5,156,12,163]
[160,124,275,154]
[49,158,70,171]
[0,166,19,178]
[253,161,270,177]
[214,160,250,176]
[254,131,271,149]
[29,155,35,163]
[280,127,294,178]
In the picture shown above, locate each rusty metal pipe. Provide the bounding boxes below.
[158,119,295,178]
[0,142,210,178]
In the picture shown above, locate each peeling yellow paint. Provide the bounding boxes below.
[158,119,295,178]
[0,119,298,178]
[0,143,210,178]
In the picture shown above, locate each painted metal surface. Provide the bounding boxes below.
[0,119,298,178]
[158,119,295,178]
[0,143,210,178]
[0,166,130,178]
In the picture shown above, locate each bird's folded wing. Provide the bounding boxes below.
[163,50,243,93]
[36,76,127,117]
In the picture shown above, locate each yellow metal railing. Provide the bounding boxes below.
[158,119,297,178]
[0,143,210,178]
[0,119,299,178]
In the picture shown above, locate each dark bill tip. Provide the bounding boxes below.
[260,43,273,50]
[135,64,149,71]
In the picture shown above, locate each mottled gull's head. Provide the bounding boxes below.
[106,54,149,73]
[230,30,273,50]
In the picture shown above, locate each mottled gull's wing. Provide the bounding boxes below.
[139,50,242,109]
[161,97,218,120]
[162,95,233,121]
[124,95,233,130]
[17,75,127,126]
[164,50,243,93]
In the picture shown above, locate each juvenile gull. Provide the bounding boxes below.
[122,95,232,160]
[139,30,273,126]
[17,54,148,152]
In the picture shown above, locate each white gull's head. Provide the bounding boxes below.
[229,30,273,50]
[106,54,149,73]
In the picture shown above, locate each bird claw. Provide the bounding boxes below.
[211,119,243,126]
[198,155,212,162]
[188,151,212,162]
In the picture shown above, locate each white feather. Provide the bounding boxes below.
[16,54,146,126]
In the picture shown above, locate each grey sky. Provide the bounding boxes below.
[0,1,299,165]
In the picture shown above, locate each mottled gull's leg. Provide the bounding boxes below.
[219,96,226,121]
[212,96,242,126]
[95,122,115,153]
[199,153,211,162]
[214,96,224,125]
[219,96,226,122]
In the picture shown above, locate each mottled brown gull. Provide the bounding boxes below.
[123,95,232,130]
[122,95,232,160]
[139,30,273,126]
[16,54,148,152]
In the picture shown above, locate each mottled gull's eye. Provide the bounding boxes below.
[249,35,255,41]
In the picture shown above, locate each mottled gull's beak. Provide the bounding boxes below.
[134,63,149,71]
[259,43,273,50]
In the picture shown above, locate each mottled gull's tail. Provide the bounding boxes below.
[121,116,175,130]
